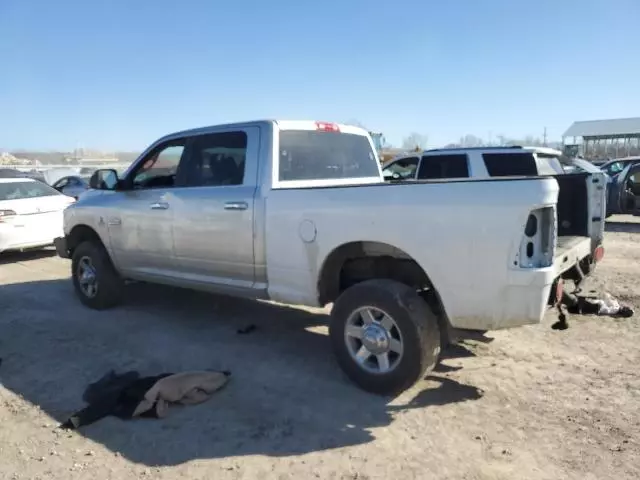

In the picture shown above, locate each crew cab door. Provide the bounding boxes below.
[107,139,187,277]
[169,127,259,288]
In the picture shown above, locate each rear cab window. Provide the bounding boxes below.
[276,122,380,187]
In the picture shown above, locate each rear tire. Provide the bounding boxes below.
[330,279,441,395]
[71,240,124,310]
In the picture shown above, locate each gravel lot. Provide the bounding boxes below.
[1,217,639,480]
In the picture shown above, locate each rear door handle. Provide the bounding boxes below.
[224,201,248,211]
[150,202,170,210]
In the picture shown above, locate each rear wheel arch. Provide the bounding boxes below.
[317,241,452,343]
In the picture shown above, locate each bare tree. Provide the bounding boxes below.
[402,132,428,150]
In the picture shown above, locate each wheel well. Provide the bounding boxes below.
[67,225,104,255]
[317,242,450,332]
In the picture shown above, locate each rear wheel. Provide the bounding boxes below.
[71,240,124,310]
[329,279,441,395]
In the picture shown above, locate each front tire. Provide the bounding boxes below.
[330,279,441,395]
[71,240,124,310]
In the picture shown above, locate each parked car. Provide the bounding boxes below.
[382,146,607,260]
[0,178,75,253]
[54,121,604,395]
[599,156,640,179]
[0,168,29,178]
[606,160,640,216]
[382,146,567,181]
[51,175,91,199]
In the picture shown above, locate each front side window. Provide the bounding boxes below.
[183,131,247,187]
[132,142,186,189]
[278,130,378,181]
[383,157,418,180]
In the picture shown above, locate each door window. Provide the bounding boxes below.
[131,142,186,189]
[53,177,70,188]
[182,131,248,187]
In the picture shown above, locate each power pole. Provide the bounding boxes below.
[543,127,548,146]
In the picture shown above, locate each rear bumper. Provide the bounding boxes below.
[53,236,70,259]
[0,224,56,253]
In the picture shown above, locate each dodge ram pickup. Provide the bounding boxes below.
[54,120,605,395]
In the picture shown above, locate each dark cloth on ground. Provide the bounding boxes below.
[60,370,230,430]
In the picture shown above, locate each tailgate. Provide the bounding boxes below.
[554,235,592,276]
[570,158,607,249]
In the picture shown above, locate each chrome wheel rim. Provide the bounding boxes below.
[77,256,98,298]
[344,306,404,374]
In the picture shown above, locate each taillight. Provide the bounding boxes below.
[594,245,605,263]
[0,209,17,222]
[315,121,340,132]
[518,206,556,268]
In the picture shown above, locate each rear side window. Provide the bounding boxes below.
[279,131,379,181]
[417,154,469,179]
[535,153,565,175]
[183,131,248,187]
[483,153,537,176]
[0,181,62,200]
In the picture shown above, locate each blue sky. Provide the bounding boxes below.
[1,0,639,150]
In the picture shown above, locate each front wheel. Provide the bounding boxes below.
[329,279,441,395]
[71,240,124,310]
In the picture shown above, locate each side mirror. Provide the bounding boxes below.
[89,169,119,190]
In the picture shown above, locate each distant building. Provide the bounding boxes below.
[563,117,640,160]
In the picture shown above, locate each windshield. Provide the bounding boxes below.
[278,131,379,181]
[0,181,62,201]
[604,162,625,175]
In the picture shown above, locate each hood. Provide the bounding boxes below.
[43,167,80,185]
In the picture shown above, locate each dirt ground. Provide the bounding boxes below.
[1,217,639,480]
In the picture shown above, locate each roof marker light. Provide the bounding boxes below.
[315,121,340,132]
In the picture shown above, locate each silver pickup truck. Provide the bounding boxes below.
[54,120,605,395]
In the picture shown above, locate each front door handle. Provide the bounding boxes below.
[150,202,169,210]
[224,201,248,211]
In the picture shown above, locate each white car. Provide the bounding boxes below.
[0,178,75,253]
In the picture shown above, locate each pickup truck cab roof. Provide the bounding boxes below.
[55,119,604,395]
